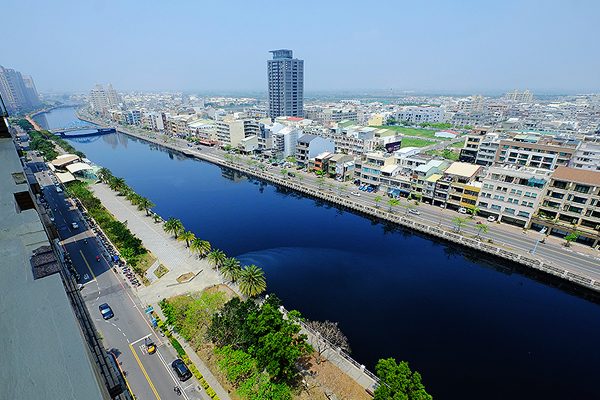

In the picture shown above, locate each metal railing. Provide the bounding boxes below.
[0,92,8,117]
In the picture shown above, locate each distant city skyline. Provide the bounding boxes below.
[4,0,600,94]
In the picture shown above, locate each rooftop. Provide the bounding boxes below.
[552,166,600,186]
[444,162,481,178]
[0,134,105,400]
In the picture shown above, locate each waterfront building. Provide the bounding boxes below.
[327,153,355,181]
[570,142,600,171]
[504,89,534,103]
[216,117,261,147]
[477,165,551,227]
[187,119,216,140]
[396,105,444,124]
[0,65,41,114]
[531,167,600,247]
[267,49,304,118]
[356,151,397,189]
[309,152,333,173]
[272,126,301,158]
[495,134,577,170]
[89,84,120,115]
[296,134,335,168]
[433,162,483,209]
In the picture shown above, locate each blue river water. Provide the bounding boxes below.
[35,108,600,399]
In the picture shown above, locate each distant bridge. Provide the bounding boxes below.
[52,127,117,138]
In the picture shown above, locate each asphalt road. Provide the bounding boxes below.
[31,154,208,400]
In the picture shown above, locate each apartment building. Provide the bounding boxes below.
[459,126,493,164]
[433,162,482,209]
[477,165,551,227]
[356,151,397,189]
[89,84,120,115]
[295,135,335,168]
[309,152,333,173]
[570,142,600,171]
[216,117,260,147]
[495,135,577,170]
[532,167,600,247]
[267,49,304,118]
[397,106,444,124]
[272,126,301,158]
[0,65,41,113]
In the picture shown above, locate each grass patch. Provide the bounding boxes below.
[450,140,465,148]
[426,149,460,161]
[373,125,440,139]
[136,252,157,274]
[154,264,169,279]
[177,272,195,283]
[400,137,432,148]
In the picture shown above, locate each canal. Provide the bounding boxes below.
[35,107,600,399]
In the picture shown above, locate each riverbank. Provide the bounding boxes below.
[77,111,600,294]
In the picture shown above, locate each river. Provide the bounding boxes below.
[35,107,600,399]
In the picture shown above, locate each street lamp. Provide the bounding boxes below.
[529,227,548,255]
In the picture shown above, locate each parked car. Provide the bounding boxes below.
[408,209,421,215]
[56,187,63,193]
[71,222,79,229]
[366,187,374,193]
[458,207,467,214]
[351,191,361,197]
[487,216,497,222]
[171,359,192,381]
[99,303,114,320]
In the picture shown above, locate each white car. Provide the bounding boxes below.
[408,209,421,215]
[71,222,79,229]
[351,192,361,197]
[56,187,63,193]
[458,207,467,214]
[487,216,497,222]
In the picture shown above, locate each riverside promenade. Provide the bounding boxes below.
[78,112,600,294]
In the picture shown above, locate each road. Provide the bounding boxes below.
[30,154,208,400]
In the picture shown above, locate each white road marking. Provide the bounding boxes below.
[156,349,191,400]
[130,333,152,346]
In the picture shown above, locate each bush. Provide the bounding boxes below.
[206,387,216,398]
[170,336,186,358]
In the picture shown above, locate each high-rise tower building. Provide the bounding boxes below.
[267,49,303,119]
[0,66,41,114]
[89,84,120,114]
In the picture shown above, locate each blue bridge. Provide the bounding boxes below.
[51,126,117,138]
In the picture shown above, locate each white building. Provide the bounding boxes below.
[89,84,120,115]
[397,106,444,124]
[216,117,260,147]
[272,126,301,158]
[477,165,551,227]
[570,142,600,171]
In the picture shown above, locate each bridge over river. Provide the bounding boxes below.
[51,126,117,138]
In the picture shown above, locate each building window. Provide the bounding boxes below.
[505,208,516,215]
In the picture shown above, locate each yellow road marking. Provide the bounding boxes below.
[112,353,135,398]
[79,249,96,280]
[130,343,161,400]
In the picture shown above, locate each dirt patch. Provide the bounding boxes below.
[136,252,157,274]
[204,284,238,301]
[176,272,195,283]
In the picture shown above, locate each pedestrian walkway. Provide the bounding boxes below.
[92,183,223,305]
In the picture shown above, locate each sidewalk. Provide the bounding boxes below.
[91,183,223,305]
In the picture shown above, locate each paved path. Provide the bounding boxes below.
[92,183,224,305]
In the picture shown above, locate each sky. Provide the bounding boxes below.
[2,0,599,94]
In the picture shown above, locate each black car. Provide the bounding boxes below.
[99,303,114,320]
[171,358,192,381]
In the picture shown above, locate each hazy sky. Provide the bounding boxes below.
[3,0,599,94]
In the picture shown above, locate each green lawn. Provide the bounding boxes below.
[373,125,440,139]
[426,149,460,161]
[450,140,465,148]
[401,138,432,148]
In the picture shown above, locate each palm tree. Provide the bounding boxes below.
[164,217,184,239]
[475,223,489,238]
[97,167,113,183]
[387,198,400,212]
[238,265,267,297]
[137,197,155,216]
[452,217,469,233]
[374,196,383,208]
[108,177,126,192]
[190,238,211,258]
[468,206,480,219]
[207,249,227,272]
[221,257,242,283]
[126,191,141,205]
[178,230,195,248]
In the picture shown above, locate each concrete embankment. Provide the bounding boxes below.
[76,112,600,294]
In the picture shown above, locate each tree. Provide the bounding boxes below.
[374,358,432,400]
[305,320,350,364]
[222,257,242,282]
[452,216,468,233]
[238,265,267,297]
[207,249,227,272]
[126,191,142,205]
[374,196,383,208]
[404,202,416,215]
[564,231,580,247]
[164,217,184,239]
[190,238,211,258]
[137,196,155,216]
[468,206,480,219]
[178,230,196,248]
[280,169,288,179]
[388,198,400,212]
[475,223,489,238]
[207,297,258,349]
[97,167,113,183]
[108,176,126,192]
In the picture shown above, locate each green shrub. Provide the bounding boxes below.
[206,387,216,398]
[170,336,186,358]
